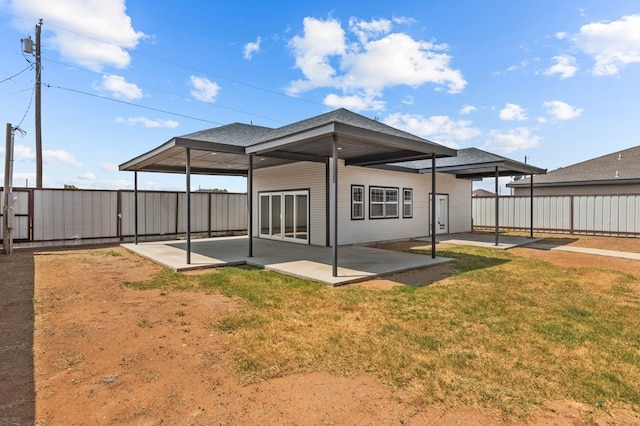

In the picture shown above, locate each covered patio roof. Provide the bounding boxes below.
[119,108,457,175]
[385,147,547,178]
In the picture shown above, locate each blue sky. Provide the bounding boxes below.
[1,1,639,193]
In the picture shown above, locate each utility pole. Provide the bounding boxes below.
[35,19,43,188]
[3,123,15,254]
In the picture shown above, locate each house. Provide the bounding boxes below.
[508,145,640,196]
[120,109,544,273]
[472,189,495,197]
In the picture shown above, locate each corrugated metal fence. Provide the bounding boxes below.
[1,188,247,247]
[473,194,640,237]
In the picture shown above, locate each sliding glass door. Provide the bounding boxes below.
[259,190,309,243]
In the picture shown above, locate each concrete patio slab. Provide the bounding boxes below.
[419,233,543,250]
[528,243,640,261]
[122,236,454,286]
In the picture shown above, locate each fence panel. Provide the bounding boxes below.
[0,189,30,241]
[1,188,248,248]
[473,194,640,236]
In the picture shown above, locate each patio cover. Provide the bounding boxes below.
[387,148,547,244]
[120,108,457,277]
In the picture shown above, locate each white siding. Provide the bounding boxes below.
[253,160,472,245]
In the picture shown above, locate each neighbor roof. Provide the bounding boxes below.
[119,108,457,176]
[508,145,640,188]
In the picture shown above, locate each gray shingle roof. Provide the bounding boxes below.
[391,147,546,177]
[178,123,273,147]
[508,145,640,187]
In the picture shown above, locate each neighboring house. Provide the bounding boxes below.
[508,145,640,196]
[472,189,495,197]
[121,109,543,249]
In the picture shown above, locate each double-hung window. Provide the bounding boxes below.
[403,188,413,218]
[351,185,364,220]
[369,187,399,219]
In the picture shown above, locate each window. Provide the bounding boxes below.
[403,188,413,218]
[351,185,364,220]
[369,186,399,219]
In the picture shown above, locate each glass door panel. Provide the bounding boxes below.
[271,195,281,237]
[284,194,295,238]
[260,195,270,236]
[295,194,308,240]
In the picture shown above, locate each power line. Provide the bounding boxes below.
[45,22,325,107]
[0,65,33,84]
[42,57,288,124]
[50,84,226,125]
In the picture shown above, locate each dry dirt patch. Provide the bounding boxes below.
[29,241,640,425]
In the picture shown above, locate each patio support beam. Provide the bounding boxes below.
[325,158,330,247]
[495,166,499,246]
[332,134,338,277]
[431,154,436,259]
[530,173,534,238]
[134,171,138,245]
[248,154,254,257]
[186,148,191,265]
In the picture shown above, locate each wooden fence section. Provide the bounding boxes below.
[473,194,640,237]
[1,188,247,247]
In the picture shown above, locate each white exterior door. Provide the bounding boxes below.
[430,194,449,235]
[259,190,309,243]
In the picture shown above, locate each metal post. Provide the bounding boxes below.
[495,166,499,246]
[35,19,43,188]
[431,154,436,259]
[3,124,14,254]
[325,158,330,247]
[248,154,253,257]
[529,174,534,238]
[186,148,191,264]
[134,171,138,244]
[332,135,338,277]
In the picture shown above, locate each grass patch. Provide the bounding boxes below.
[91,249,121,257]
[124,246,640,418]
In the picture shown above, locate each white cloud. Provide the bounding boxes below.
[286,16,466,108]
[288,17,347,93]
[499,103,527,121]
[543,100,583,120]
[555,32,568,40]
[401,95,414,105]
[323,93,385,111]
[243,37,261,60]
[383,113,481,148]
[43,149,82,167]
[483,128,540,153]
[8,0,146,71]
[100,162,119,172]
[460,104,476,115]
[189,76,220,102]
[115,116,179,128]
[544,55,578,79]
[77,171,96,181]
[13,144,34,160]
[348,17,392,43]
[97,74,142,100]
[573,14,640,76]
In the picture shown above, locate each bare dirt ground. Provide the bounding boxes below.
[1,235,638,425]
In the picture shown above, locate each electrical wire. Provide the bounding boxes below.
[50,84,226,125]
[0,65,33,85]
[45,22,325,107]
[42,57,287,124]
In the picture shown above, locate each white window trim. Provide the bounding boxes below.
[369,186,399,219]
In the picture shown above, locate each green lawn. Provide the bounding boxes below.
[124,245,640,418]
